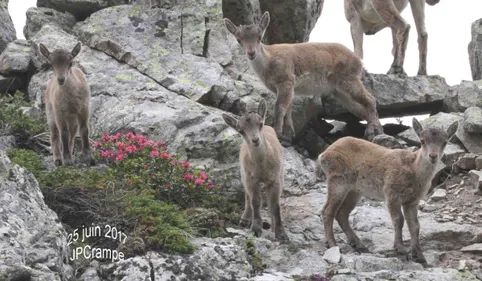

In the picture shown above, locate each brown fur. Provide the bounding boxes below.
[222,100,289,241]
[316,118,457,266]
[345,0,440,76]
[39,42,95,167]
[224,11,383,142]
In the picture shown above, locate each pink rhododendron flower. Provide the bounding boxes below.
[151,150,159,157]
[94,142,101,148]
[116,153,126,161]
[101,134,110,141]
[126,132,135,139]
[117,142,126,150]
[126,145,136,153]
[199,172,208,181]
[161,152,170,159]
[184,174,194,180]
[208,183,215,189]
[101,150,112,158]
[194,179,204,185]
[182,162,190,168]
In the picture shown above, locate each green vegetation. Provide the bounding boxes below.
[246,239,267,275]
[8,131,241,254]
[0,91,46,147]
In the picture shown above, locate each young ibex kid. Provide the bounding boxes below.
[224,11,384,142]
[39,42,95,167]
[222,99,289,241]
[317,118,457,265]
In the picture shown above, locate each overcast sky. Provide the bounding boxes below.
[7,0,482,124]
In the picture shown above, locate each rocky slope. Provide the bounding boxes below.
[0,0,481,280]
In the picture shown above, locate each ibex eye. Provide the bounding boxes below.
[237,39,241,44]
[239,130,244,135]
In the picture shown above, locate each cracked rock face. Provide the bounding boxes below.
[469,18,482,81]
[0,0,16,54]
[36,0,130,20]
[0,151,73,280]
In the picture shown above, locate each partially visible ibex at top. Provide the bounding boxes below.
[317,118,457,266]
[39,42,95,167]
[345,0,440,76]
[224,11,383,142]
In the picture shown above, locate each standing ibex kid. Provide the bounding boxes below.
[224,11,384,142]
[317,118,457,265]
[39,42,95,167]
[222,100,289,241]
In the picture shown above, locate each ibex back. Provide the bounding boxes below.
[39,42,95,167]
[317,118,457,266]
[224,11,384,142]
[222,99,289,241]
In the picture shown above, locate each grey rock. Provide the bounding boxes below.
[475,155,482,170]
[222,0,262,26]
[0,135,15,151]
[37,0,130,20]
[469,170,482,191]
[322,246,341,264]
[372,134,402,149]
[23,7,77,40]
[454,120,482,154]
[259,0,324,44]
[0,0,16,54]
[0,40,32,75]
[444,80,482,112]
[0,151,73,280]
[463,106,482,133]
[460,243,482,254]
[441,143,466,167]
[469,18,482,81]
[430,189,447,201]
[455,153,478,170]
[323,75,454,121]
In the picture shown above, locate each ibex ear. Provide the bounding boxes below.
[257,99,267,122]
[38,43,51,60]
[412,118,423,137]
[71,42,82,58]
[222,113,239,131]
[259,11,270,34]
[223,18,237,36]
[446,121,459,139]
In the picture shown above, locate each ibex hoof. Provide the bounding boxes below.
[352,242,369,253]
[85,155,96,166]
[239,219,251,228]
[275,232,290,243]
[251,225,263,237]
[63,159,73,166]
[387,66,407,77]
[54,159,62,166]
[324,240,337,249]
[412,253,428,265]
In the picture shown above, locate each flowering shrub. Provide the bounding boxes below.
[95,132,215,209]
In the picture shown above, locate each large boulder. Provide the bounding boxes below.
[469,18,482,81]
[443,80,482,112]
[259,0,324,44]
[0,0,16,54]
[23,7,77,40]
[0,39,32,75]
[36,0,129,20]
[0,151,73,280]
[222,0,261,26]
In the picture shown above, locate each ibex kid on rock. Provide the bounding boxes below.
[222,99,289,241]
[317,118,457,266]
[39,42,95,167]
[224,11,384,142]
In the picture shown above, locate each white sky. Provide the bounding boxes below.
[7,0,482,125]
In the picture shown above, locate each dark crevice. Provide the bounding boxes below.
[180,14,184,54]
[202,17,210,58]
[149,258,155,281]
